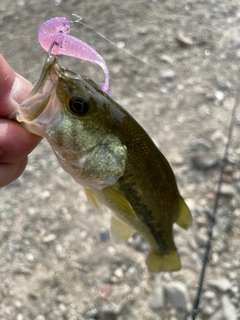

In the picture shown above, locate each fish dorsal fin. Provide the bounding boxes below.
[175,195,192,230]
[102,187,139,220]
[84,188,102,213]
[110,215,136,243]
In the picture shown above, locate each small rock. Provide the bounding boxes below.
[203,304,216,317]
[97,283,112,299]
[14,267,32,275]
[99,228,110,242]
[223,164,234,174]
[209,309,225,320]
[114,267,124,278]
[215,91,225,101]
[233,208,240,217]
[39,190,51,199]
[130,234,149,252]
[26,253,35,262]
[191,139,212,151]
[171,154,184,165]
[160,54,174,64]
[185,198,196,212]
[85,308,98,318]
[42,234,56,243]
[34,316,46,320]
[222,173,233,184]
[191,153,219,170]
[214,217,231,235]
[149,278,164,310]
[211,130,225,142]
[176,33,193,46]
[221,295,237,320]
[212,238,226,254]
[160,69,175,79]
[195,216,207,226]
[165,282,190,312]
[219,183,235,196]
[28,292,38,300]
[196,229,208,247]
[208,278,232,292]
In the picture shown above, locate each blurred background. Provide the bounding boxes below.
[1,1,240,319]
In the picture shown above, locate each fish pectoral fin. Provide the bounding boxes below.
[102,187,139,220]
[146,249,181,273]
[84,188,102,213]
[175,195,192,230]
[110,215,136,243]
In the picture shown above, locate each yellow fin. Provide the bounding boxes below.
[84,188,102,213]
[110,215,136,243]
[175,195,192,230]
[146,250,181,273]
[102,187,139,220]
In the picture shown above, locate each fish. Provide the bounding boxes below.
[15,55,192,273]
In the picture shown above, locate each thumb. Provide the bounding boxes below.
[0,54,33,117]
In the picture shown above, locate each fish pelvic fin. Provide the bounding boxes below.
[146,249,181,273]
[175,195,192,230]
[102,187,139,220]
[110,215,136,243]
[84,188,102,213]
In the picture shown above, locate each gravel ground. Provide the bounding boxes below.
[1,1,240,319]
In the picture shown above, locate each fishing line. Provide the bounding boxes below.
[191,66,240,319]
[71,14,150,66]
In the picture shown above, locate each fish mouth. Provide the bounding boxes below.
[16,55,61,125]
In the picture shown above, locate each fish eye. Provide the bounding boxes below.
[69,96,89,115]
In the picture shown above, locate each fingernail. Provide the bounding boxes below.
[11,74,32,105]
[11,76,23,103]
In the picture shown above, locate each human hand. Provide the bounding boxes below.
[0,54,41,188]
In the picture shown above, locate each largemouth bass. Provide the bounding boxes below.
[15,55,191,273]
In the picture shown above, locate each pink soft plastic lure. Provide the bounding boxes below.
[38,16,111,96]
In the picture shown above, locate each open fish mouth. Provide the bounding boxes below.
[16,55,61,126]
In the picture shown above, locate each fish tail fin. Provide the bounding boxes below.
[175,195,192,230]
[146,249,181,273]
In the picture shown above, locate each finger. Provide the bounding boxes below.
[0,119,41,163]
[0,158,27,188]
[0,54,33,117]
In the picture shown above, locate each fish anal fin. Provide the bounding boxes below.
[175,195,192,230]
[84,188,102,213]
[103,187,138,220]
[110,215,136,244]
[146,249,181,273]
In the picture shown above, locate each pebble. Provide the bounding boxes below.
[219,183,235,196]
[212,238,226,253]
[114,267,124,278]
[209,309,225,320]
[99,228,110,242]
[214,217,231,235]
[164,282,190,312]
[130,234,149,252]
[42,233,56,243]
[176,33,193,46]
[34,316,46,320]
[208,278,232,292]
[149,277,165,310]
[221,295,237,320]
[215,91,225,101]
[160,69,175,79]
[191,153,219,170]
[191,139,212,151]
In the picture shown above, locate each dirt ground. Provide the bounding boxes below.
[1,1,240,319]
